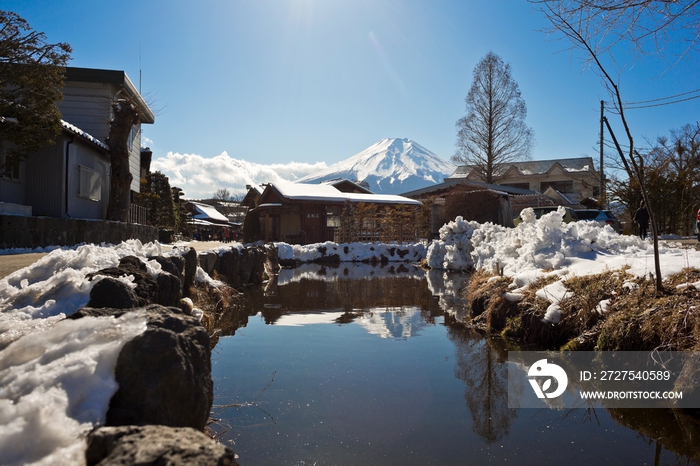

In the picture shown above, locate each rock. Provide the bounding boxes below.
[169,254,186,277]
[264,243,281,275]
[157,272,182,307]
[108,304,213,430]
[182,247,198,294]
[87,277,139,309]
[88,255,159,306]
[152,255,181,278]
[218,249,240,288]
[234,248,251,285]
[85,425,238,466]
[249,247,266,286]
[70,304,213,430]
[199,251,219,275]
[118,255,148,272]
[213,246,267,288]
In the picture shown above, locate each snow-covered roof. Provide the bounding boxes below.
[270,182,421,205]
[449,157,596,179]
[61,120,109,151]
[401,179,535,198]
[320,178,374,194]
[543,187,575,205]
[192,202,229,222]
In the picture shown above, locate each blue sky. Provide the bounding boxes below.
[4,0,699,196]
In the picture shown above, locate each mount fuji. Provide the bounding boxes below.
[297,138,456,195]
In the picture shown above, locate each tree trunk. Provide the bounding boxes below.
[106,100,140,222]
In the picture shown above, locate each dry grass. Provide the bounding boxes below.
[188,279,245,348]
[461,267,700,351]
[465,269,516,332]
[597,272,700,351]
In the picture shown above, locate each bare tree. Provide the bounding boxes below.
[534,2,665,290]
[213,188,232,201]
[530,1,700,64]
[106,99,140,222]
[453,52,534,184]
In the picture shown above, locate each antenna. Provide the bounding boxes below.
[139,43,142,94]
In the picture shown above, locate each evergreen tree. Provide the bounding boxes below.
[0,10,71,167]
[136,171,176,229]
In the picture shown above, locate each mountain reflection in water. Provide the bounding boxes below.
[208,264,700,466]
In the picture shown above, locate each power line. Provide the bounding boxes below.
[624,93,700,110]
[602,88,700,111]
[625,87,700,105]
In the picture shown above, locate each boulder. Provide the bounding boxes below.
[85,425,237,466]
[88,255,185,307]
[181,247,198,294]
[87,277,139,309]
[234,248,251,285]
[198,251,219,275]
[152,255,182,278]
[69,304,213,430]
[218,249,240,288]
[156,272,182,307]
[88,256,160,306]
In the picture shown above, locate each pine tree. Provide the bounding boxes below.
[0,11,71,167]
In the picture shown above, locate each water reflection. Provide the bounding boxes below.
[259,264,442,326]
[446,322,516,443]
[608,408,700,464]
[425,269,471,321]
[277,262,426,285]
[208,264,700,465]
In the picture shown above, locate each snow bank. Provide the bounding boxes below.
[428,208,700,322]
[0,240,172,320]
[427,209,649,275]
[0,312,147,466]
[0,240,198,466]
[427,208,698,279]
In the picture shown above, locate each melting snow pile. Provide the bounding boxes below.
[428,207,700,323]
[0,240,200,466]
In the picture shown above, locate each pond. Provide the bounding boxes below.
[210,264,700,465]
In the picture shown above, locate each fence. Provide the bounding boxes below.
[128,204,148,225]
[333,224,418,244]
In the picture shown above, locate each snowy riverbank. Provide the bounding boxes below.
[2,208,700,464]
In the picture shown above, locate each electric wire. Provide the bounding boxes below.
[601,87,700,111]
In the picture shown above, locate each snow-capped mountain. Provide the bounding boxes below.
[297,138,455,194]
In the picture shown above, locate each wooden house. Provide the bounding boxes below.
[243,182,421,244]
[0,67,154,221]
[447,157,600,205]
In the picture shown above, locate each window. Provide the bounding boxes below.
[326,206,340,227]
[502,182,529,190]
[127,125,140,150]
[78,165,101,201]
[541,180,573,193]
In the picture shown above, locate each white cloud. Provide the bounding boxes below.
[150,151,327,199]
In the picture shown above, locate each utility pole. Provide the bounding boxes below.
[599,100,605,207]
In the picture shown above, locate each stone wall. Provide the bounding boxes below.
[70,252,238,465]
[0,215,157,249]
[197,244,271,288]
